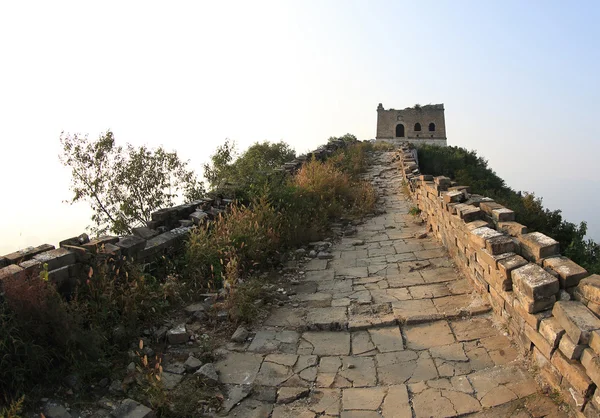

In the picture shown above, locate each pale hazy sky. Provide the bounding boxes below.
[1,0,599,255]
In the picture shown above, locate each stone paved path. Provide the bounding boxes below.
[215,152,567,418]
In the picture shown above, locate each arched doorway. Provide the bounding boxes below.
[395,124,405,137]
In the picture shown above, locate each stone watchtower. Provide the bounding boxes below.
[376,103,447,146]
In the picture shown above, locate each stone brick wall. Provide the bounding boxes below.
[376,103,447,146]
[398,144,600,416]
[0,140,347,296]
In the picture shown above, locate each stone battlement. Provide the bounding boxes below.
[398,144,600,415]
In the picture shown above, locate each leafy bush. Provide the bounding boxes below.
[60,131,203,235]
[417,144,600,273]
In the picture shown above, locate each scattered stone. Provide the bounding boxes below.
[161,372,184,390]
[195,363,219,384]
[184,303,206,314]
[110,399,154,418]
[166,324,189,344]
[309,250,317,258]
[231,326,250,343]
[108,380,125,395]
[44,404,72,418]
[184,356,203,372]
[317,251,334,260]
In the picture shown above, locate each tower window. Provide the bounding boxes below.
[395,124,405,137]
[414,123,422,131]
[429,122,436,132]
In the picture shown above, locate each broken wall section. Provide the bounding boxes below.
[0,140,348,296]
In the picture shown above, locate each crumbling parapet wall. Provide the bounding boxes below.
[397,144,600,416]
[0,140,348,296]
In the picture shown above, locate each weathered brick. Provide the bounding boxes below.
[18,259,42,276]
[469,227,503,249]
[513,298,553,329]
[543,256,588,289]
[498,221,528,237]
[82,236,120,253]
[539,317,565,349]
[512,263,559,300]
[532,347,562,391]
[524,323,554,359]
[576,275,600,304]
[553,301,600,345]
[551,349,595,398]
[581,348,600,387]
[3,244,55,264]
[458,206,482,223]
[479,201,503,216]
[492,208,516,222]
[465,220,491,231]
[558,334,585,360]
[513,285,556,313]
[116,235,146,258]
[32,248,76,271]
[590,330,600,355]
[485,235,515,255]
[443,190,464,204]
[0,264,24,280]
[495,254,527,291]
[518,232,560,262]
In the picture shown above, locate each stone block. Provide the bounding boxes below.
[552,301,600,345]
[551,349,595,398]
[465,220,491,231]
[132,227,159,240]
[116,235,146,258]
[575,275,600,304]
[479,201,503,216]
[485,235,515,255]
[111,398,155,418]
[495,254,527,291]
[581,348,600,387]
[167,324,189,345]
[513,286,555,314]
[518,232,560,262]
[33,248,76,271]
[497,222,528,237]
[82,236,120,253]
[434,176,451,189]
[59,233,90,248]
[492,208,516,222]
[543,257,588,288]
[18,259,43,277]
[513,298,553,329]
[524,323,554,359]
[3,244,55,264]
[419,174,433,181]
[458,206,482,223]
[532,347,562,391]
[140,227,191,259]
[190,210,208,224]
[469,227,503,249]
[539,317,565,349]
[443,190,464,204]
[0,264,24,280]
[0,257,6,268]
[558,334,585,360]
[512,263,559,300]
[590,330,600,355]
[61,245,91,262]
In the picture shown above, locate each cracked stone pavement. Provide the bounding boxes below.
[214,151,566,418]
